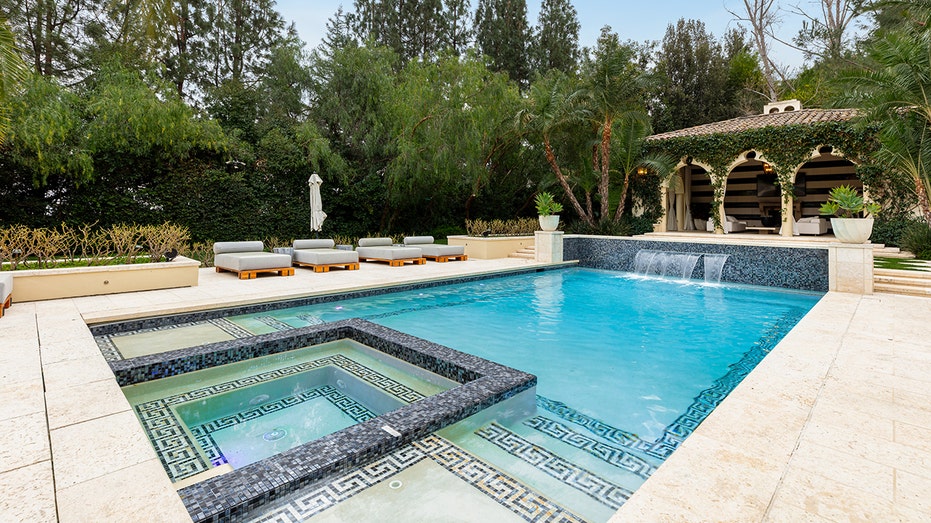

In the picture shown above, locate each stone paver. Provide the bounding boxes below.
[1,255,929,522]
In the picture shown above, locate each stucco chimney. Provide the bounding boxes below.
[763,99,802,114]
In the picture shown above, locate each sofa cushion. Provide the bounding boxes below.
[293,239,336,250]
[293,249,358,265]
[403,236,434,245]
[358,237,393,247]
[419,244,465,257]
[0,273,12,301]
[356,246,422,260]
[215,252,292,271]
[214,241,265,254]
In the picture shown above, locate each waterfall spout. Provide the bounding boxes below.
[703,254,729,283]
[633,250,730,283]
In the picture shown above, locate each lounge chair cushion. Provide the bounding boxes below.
[292,238,358,266]
[358,237,393,247]
[356,245,423,260]
[1,272,12,302]
[403,236,464,257]
[293,239,335,250]
[403,236,434,245]
[214,241,265,254]
[215,252,293,272]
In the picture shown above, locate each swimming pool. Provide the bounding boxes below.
[101,267,822,521]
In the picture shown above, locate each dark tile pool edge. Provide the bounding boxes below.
[90,263,575,336]
[112,319,536,523]
[564,236,829,291]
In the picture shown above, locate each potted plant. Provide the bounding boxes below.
[535,191,564,231]
[819,185,881,243]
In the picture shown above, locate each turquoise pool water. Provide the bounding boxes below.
[109,268,823,521]
[229,268,821,441]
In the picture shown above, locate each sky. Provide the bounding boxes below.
[275,0,809,70]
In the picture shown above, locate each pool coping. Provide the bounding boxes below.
[112,319,536,523]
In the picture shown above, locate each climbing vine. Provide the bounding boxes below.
[644,121,883,229]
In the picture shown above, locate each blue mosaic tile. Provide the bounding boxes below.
[476,423,633,510]
[116,320,536,522]
[243,434,585,523]
[522,416,657,480]
[564,236,829,291]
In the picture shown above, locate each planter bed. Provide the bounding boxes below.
[7,256,200,302]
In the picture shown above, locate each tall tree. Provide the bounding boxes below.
[201,0,288,87]
[652,19,746,133]
[4,0,92,80]
[531,0,580,74]
[441,0,473,54]
[474,0,531,87]
[729,0,781,101]
[792,0,860,63]
[347,0,448,62]
[0,16,30,145]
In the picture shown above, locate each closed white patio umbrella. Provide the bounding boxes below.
[308,173,327,235]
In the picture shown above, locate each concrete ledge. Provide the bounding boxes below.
[11,256,200,302]
[447,235,535,259]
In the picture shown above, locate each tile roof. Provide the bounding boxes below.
[646,108,861,141]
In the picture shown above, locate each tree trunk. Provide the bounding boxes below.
[614,170,632,222]
[916,178,931,226]
[543,136,593,226]
[597,118,613,222]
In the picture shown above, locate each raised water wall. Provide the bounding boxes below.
[564,236,830,292]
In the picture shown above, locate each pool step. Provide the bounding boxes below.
[509,245,536,259]
[874,267,931,296]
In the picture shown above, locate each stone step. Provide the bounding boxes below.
[873,245,915,259]
[508,245,536,260]
[874,282,931,296]
[874,274,931,287]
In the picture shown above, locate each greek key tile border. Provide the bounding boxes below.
[190,385,378,468]
[136,353,424,481]
[95,318,254,362]
[523,416,657,480]
[244,434,585,523]
[476,423,633,511]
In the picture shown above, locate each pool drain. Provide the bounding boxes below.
[263,428,288,441]
[388,480,403,490]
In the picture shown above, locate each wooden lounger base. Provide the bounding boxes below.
[0,295,10,318]
[359,257,426,267]
[293,261,360,273]
[425,254,468,263]
[215,266,295,279]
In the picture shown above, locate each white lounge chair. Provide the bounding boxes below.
[356,237,425,267]
[213,241,294,279]
[402,236,468,262]
[292,239,360,272]
[0,273,12,318]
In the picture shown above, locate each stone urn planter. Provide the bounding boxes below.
[534,191,563,232]
[830,217,874,244]
[538,215,560,231]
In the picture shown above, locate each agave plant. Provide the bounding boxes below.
[819,185,881,219]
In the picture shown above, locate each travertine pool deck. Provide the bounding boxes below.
[1,257,929,521]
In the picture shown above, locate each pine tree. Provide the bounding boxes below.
[474,0,531,87]
[441,0,473,54]
[531,0,580,74]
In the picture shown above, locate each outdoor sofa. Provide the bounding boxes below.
[706,216,748,233]
[292,239,360,272]
[402,236,468,262]
[797,216,830,235]
[213,241,294,279]
[0,273,12,318]
[356,237,426,267]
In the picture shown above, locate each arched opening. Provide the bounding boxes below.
[722,157,782,228]
[795,151,859,219]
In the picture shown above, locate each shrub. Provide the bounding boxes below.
[901,222,931,260]
[465,218,537,236]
